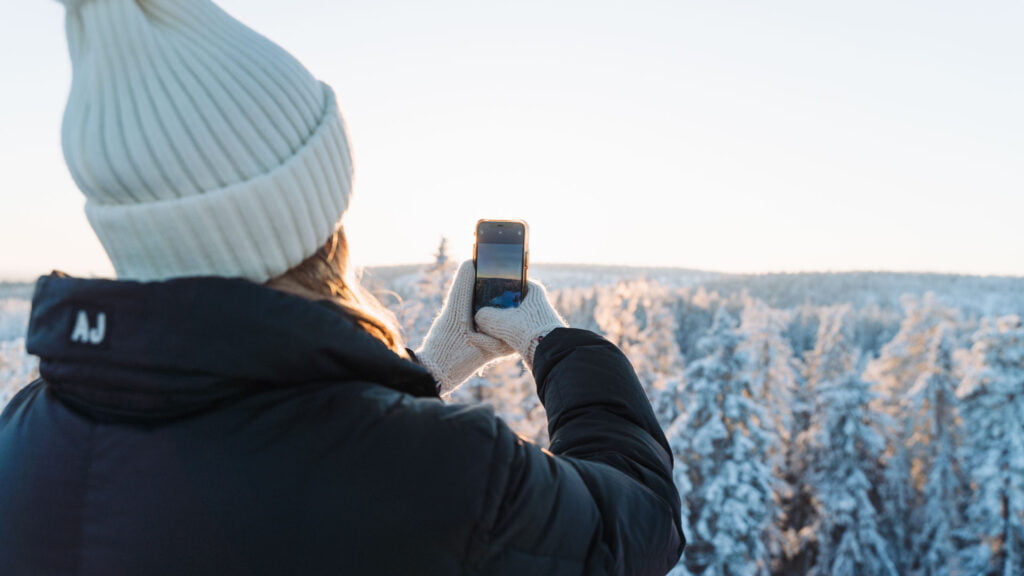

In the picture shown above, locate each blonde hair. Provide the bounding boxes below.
[267,227,407,357]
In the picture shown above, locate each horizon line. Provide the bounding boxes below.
[3,263,1023,283]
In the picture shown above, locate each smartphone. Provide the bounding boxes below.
[473,219,529,314]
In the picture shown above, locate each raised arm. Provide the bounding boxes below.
[470,283,685,575]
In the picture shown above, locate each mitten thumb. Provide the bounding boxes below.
[475,280,566,368]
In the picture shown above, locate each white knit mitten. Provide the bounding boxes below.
[474,279,568,370]
[416,261,515,396]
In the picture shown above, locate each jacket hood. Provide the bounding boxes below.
[26,273,438,420]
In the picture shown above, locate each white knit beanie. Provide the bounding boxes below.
[57,0,353,282]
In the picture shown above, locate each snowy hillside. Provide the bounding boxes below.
[2,263,1023,575]
[371,262,1024,576]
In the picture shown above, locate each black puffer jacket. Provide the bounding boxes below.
[0,274,684,575]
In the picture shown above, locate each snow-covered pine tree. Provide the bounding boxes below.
[778,375,815,575]
[550,286,599,333]
[676,286,718,362]
[779,305,827,576]
[908,324,964,576]
[803,306,897,576]
[670,307,774,576]
[401,237,456,348]
[593,280,642,354]
[593,279,686,427]
[957,315,1024,576]
[636,281,686,428]
[739,298,799,460]
[864,294,959,573]
[783,303,820,357]
[738,297,799,572]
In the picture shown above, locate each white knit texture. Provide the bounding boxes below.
[416,261,514,397]
[58,0,353,281]
[474,280,568,369]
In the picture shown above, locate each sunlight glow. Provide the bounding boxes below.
[2,0,1022,279]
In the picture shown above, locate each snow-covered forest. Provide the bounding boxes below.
[2,247,1023,575]
[0,283,37,410]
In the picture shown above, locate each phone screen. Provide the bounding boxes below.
[474,220,527,314]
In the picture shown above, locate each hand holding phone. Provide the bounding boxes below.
[473,219,528,315]
[415,260,516,395]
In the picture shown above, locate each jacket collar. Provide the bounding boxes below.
[26,273,438,420]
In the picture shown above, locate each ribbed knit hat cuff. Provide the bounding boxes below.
[85,83,352,283]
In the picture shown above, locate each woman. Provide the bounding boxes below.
[0,1,684,574]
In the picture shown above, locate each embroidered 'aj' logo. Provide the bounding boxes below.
[70,309,107,346]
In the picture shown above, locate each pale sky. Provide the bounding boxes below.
[1,0,1022,280]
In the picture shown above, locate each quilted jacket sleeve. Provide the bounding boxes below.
[465,328,685,576]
